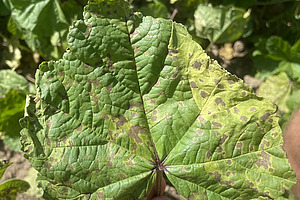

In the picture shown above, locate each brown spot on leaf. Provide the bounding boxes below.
[172,72,179,79]
[93,96,99,103]
[256,151,271,169]
[217,84,224,89]
[46,119,52,129]
[195,129,203,137]
[227,80,235,84]
[128,126,146,143]
[132,143,137,150]
[190,81,198,88]
[96,192,104,199]
[246,180,254,187]
[58,71,64,77]
[107,161,113,166]
[45,135,51,146]
[67,164,74,170]
[219,135,228,145]
[151,115,157,122]
[236,142,242,148]
[250,107,256,111]
[105,85,113,92]
[197,116,206,123]
[192,61,202,70]
[260,140,270,150]
[76,125,83,132]
[234,107,239,114]
[172,56,178,61]
[168,49,179,56]
[215,97,225,106]
[133,48,140,54]
[214,130,221,136]
[68,140,74,147]
[116,116,128,129]
[125,160,134,166]
[102,113,109,120]
[213,171,221,182]
[44,162,52,170]
[260,113,270,121]
[119,174,126,179]
[129,102,142,109]
[212,121,222,128]
[240,116,248,121]
[200,91,209,98]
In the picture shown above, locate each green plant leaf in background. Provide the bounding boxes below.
[0,160,11,179]
[256,71,300,128]
[139,1,170,19]
[253,36,300,80]
[3,0,84,60]
[286,89,300,112]
[257,72,293,113]
[266,36,292,61]
[0,70,30,151]
[0,160,30,200]
[194,4,250,44]
[20,0,296,199]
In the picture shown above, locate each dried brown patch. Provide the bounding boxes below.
[260,113,270,121]
[219,135,228,145]
[116,115,128,129]
[233,107,239,114]
[190,81,198,88]
[212,121,222,128]
[200,91,209,98]
[256,151,271,169]
[128,126,146,143]
[240,116,248,121]
[215,97,225,106]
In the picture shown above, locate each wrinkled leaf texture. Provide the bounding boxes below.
[20,0,296,199]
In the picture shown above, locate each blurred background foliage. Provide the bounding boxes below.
[0,0,299,198]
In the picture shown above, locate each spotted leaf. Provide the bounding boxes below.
[20,0,296,199]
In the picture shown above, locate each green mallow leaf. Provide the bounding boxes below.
[139,2,170,19]
[0,70,30,151]
[257,72,293,114]
[0,70,29,94]
[0,160,12,179]
[0,160,30,199]
[6,0,71,59]
[266,36,292,61]
[286,89,300,112]
[0,179,30,199]
[20,0,296,199]
[194,4,250,44]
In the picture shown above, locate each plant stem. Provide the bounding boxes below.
[170,8,178,21]
[155,170,163,197]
